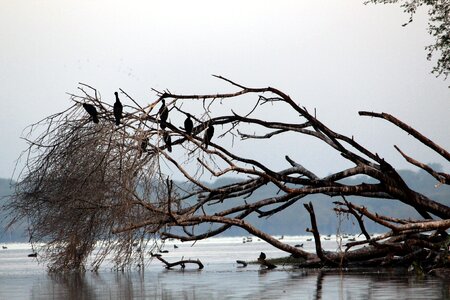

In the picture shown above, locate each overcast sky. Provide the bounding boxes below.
[1,0,448,181]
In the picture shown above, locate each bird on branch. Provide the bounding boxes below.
[163,131,172,152]
[204,121,214,149]
[159,99,169,129]
[184,113,194,136]
[113,92,123,126]
[83,103,99,124]
[140,137,148,153]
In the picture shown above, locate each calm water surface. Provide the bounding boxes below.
[0,236,449,299]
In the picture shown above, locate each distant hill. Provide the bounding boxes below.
[1,167,449,242]
[176,167,450,237]
[0,178,29,242]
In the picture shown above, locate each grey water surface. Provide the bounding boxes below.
[0,236,448,299]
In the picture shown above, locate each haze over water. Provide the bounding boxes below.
[1,236,448,299]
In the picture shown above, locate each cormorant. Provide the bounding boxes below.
[113,91,123,125]
[83,103,99,123]
[184,113,194,136]
[159,99,169,124]
[204,122,214,148]
[160,120,167,130]
[259,252,266,260]
[140,137,148,153]
[163,131,172,152]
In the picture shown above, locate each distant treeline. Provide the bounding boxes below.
[1,166,449,242]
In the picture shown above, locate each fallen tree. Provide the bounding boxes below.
[5,77,449,272]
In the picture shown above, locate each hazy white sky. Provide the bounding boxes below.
[0,0,448,180]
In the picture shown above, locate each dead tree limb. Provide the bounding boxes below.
[4,76,449,272]
[151,253,204,270]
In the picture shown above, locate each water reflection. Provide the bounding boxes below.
[40,273,97,300]
[314,270,324,300]
[24,268,450,299]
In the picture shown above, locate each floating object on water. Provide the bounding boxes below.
[257,252,276,269]
[259,252,266,260]
[294,244,303,248]
[236,260,247,267]
[28,253,37,257]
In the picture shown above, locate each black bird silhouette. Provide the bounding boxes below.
[184,113,194,136]
[259,252,266,260]
[163,131,172,152]
[113,91,123,126]
[159,99,169,129]
[204,122,214,148]
[140,137,148,153]
[83,103,99,123]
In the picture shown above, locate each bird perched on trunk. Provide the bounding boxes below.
[204,121,214,149]
[163,131,172,152]
[184,113,194,136]
[159,99,168,129]
[113,91,123,126]
[83,103,99,124]
[259,252,266,260]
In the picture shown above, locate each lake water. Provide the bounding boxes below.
[0,236,449,299]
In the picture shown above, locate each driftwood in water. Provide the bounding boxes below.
[151,253,204,269]
[258,257,277,269]
[236,260,248,267]
[257,252,277,269]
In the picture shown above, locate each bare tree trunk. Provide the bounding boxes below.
[4,77,449,272]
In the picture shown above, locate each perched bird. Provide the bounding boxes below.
[113,91,123,126]
[160,119,167,130]
[204,122,214,148]
[83,103,99,124]
[163,131,172,152]
[184,113,194,136]
[140,137,149,153]
[159,99,169,126]
[259,252,266,260]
